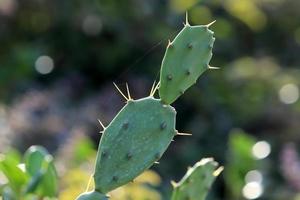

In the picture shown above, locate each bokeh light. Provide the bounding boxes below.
[278,83,299,104]
[252,141,271,160]
[82,14,102,36]
[242,182,263,199]
[0,0,17,16]
[245,170,263,184]
[34,55,54,75]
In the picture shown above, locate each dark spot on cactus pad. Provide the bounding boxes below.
[188,43,193,49]
[112,176,118,182]
[160,122,167,130]
[167,74,173,81]
[122,121,129,130]
[186,70,191,75]
[126,152,132,160]
[102,151,108,158]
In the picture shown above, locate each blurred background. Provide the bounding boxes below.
[0,0,300,199]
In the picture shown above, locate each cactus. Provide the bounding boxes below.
[171,158,223,200]
[77,17,219,199]
[159,19,216,105]
[94,97,176,193]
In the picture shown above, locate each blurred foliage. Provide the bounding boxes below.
[225,129,258,199]
[0,0,300,199]
[0,146,58,199]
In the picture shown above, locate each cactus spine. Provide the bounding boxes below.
[76,17,219,199]
[171,158,223,200]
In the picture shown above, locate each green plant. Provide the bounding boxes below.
[171,158,223,200]
[76,17,221,199]
[0,146,58,199]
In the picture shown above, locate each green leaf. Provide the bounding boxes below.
[24,146,49,176]
[23,146,58,197]
[0,155,28,194]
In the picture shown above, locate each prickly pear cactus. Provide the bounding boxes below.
[77,18,219,199]
[94,97,176,193]
[171,158,223,200]
[159,20,216,104]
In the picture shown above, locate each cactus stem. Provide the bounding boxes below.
[113,82,129,101]
[206,20,216,28]
[97,119,106,130]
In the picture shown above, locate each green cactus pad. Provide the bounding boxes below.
[171,158,223,200]
[94,97,176,193]
[159,23,215,104]
[76,191,108,200]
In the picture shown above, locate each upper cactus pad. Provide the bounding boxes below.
[171,158,223,200]
[159,23,215,104]
[93,97,176,193]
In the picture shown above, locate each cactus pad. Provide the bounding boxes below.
[94,97,176,193]
[171,158,223,200]
[76,191,108,200]
[159,23,215,104]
